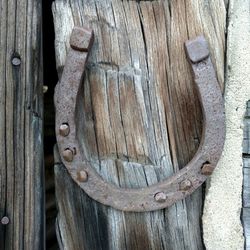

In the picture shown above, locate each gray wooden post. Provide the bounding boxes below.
[0,0,44,249]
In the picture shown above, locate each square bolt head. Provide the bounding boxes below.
[185,36,209,63]
[70,26,94,52]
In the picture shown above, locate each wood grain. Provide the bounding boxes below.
[243,102,250,154]
[52,0,226,249]
[243,101,250,249]
[0,0,44,249]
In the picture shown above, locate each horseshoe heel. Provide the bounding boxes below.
[54,26,225,212]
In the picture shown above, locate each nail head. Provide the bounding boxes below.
[1,216,9,225]
[154,192,167,203]
[63,149,73,162]
[201,163,215,176]
[12,57,21,66]
[180,179,192,191]
[77,170,88,182]
[59,124,70,137]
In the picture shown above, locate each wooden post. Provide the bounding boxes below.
[0,0,44,249]
[52,0,226,249]
[243,101,250,248]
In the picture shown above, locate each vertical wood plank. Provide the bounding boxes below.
[243,101,250,249]
[0,0,44,249]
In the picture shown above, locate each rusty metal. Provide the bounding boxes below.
[62,149,74,162]
[179,179,192,191]
[154,192,167,203]
[59,123,70,137]
[55,27,225,212]
[201,163,215,176]
[185,37,209,63]
[70,26,94,52]
[77,170,88,182]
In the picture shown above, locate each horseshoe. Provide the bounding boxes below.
[54,26,225,212]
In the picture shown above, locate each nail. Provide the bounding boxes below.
[11,57,21,66]
[1,216,9,225]
[201,163,215,176]
[43,86,48,93]
[154,192,167,203]
[63,148,73,162]
[59,123,70,137]
[180,179,192,191]
[77,170,88,182]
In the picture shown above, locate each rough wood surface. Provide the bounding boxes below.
[243,101,250,249]
[243,101,250,155]
[0,0,44,249]
[52,0,226,249]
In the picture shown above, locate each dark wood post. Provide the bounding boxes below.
[0,0,44,249]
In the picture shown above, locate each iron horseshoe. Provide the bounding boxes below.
[54,26,225,212]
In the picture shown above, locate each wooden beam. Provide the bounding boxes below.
[243,101,250,249]
[0,0,44,249]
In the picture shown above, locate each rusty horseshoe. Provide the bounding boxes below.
[54,26,225,212]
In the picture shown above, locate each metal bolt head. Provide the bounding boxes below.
[77,170,88,182]
[59,124,70,137]
[1,216,9,225]
[62,149,74,162]
[180,179,192,191]
[201,163,215,176]
[154,192,167,203]
[12,57,21,66]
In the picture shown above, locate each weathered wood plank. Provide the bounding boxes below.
[243,159,250,208]
[53,0,226,249]
[243,160,250,249]
[243,102,250,154]
[0,0,44,249]
[243,208,250,250]
[243,100,250,249]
